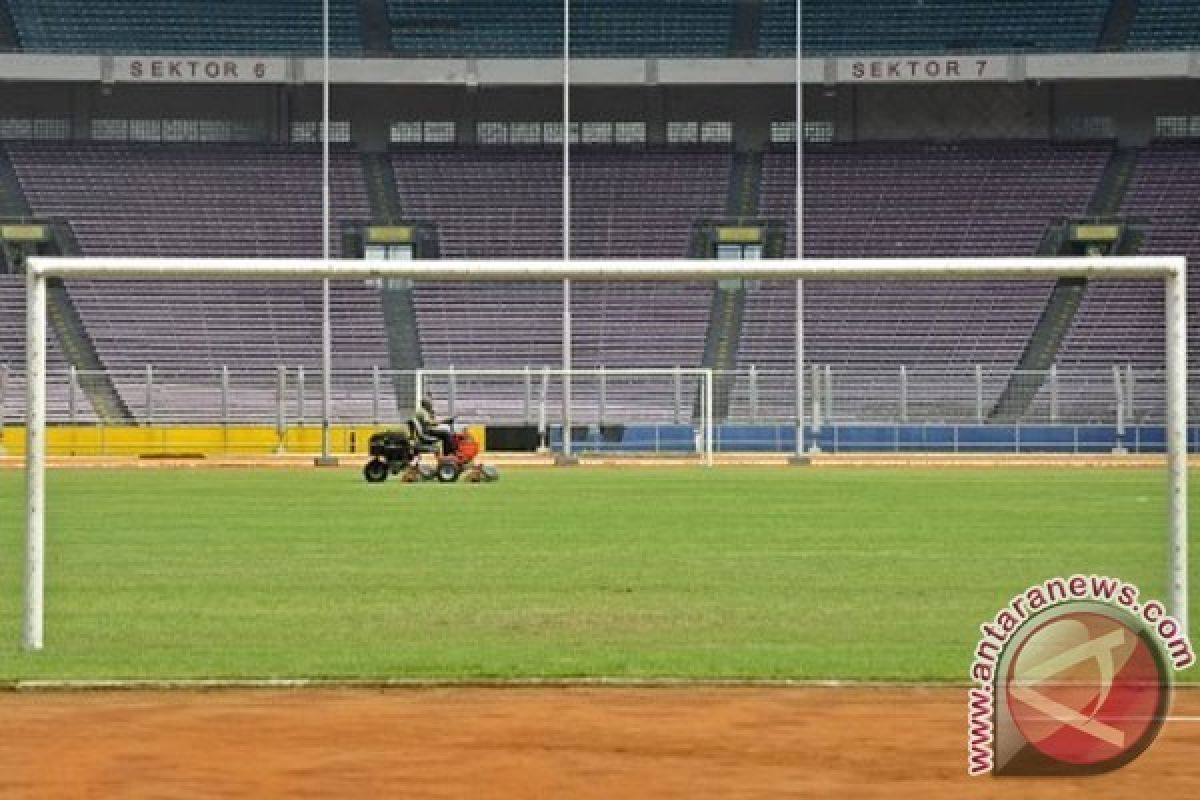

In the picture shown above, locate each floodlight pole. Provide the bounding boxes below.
[0,364,8,454]
[317,0,337,466]
[792,0,808,464]
[558,0,577,465]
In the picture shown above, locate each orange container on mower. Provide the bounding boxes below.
[453,433,480,463]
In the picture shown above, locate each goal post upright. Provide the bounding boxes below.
[23,264,46,652]
[22,255,1188,650]
[1166,265,1189,635]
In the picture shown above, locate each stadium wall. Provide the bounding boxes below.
[1,79,1195,148]
[3,424,1197,458]
[0,424,487,457]
[552,424,1200,455]
[1053,79,1200,145]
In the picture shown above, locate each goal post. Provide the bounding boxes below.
[413,366,715,463]
[21,256,1189,651]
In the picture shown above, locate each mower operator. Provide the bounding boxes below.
[416,395,456,456]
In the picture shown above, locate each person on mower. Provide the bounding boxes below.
[414,395,456,458]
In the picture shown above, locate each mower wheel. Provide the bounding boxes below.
[436,460,462,483]
[363,459,389,483]
[417,464,437,481]
[480,465,499,482]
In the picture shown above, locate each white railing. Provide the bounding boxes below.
[0,362,1185,428]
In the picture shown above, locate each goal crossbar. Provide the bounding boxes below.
[25,255,1187,281]
[20,255,1189,652]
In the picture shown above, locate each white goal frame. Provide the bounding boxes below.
[21,256,1189,651]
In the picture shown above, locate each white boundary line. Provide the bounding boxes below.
[6,678,972,691]
[6,678,1199,692]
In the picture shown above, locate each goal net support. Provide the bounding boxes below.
[20,256,1189,651]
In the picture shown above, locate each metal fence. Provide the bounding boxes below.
[728,364,1166,425]
[0,362,1185,429]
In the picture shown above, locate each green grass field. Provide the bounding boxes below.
[0,467,1195,682]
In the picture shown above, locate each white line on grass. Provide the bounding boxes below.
[7,678,1199,694]
[8,678,974,692]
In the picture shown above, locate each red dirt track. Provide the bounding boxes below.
[1,687,1198,798]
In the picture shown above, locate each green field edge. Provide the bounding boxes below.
[5,678,1200,692]
[2,677,974,691]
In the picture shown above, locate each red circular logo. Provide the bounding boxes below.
[1005,610,1168,768]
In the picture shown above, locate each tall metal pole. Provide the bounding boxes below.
[1165,267,1189,634]
[317,0,337,465]
[0,364,8,453]
[276,365,288,453]
[559,0,576,464]
[24,268,46,651]
[792,0,807,462]
[705,369,715,467]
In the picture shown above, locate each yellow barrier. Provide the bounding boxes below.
[0,424,486,458]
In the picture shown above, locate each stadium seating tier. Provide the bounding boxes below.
[1050,142,1200,422]
[3,0,1200,56]
[742,141,1111,422]
[0,277,96,421]
[760,0,1112,56]
[7,0,363,54]
[1,140,1181,427]
[387,0,735,57]
[1127,0,1200,51]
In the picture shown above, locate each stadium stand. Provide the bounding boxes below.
[1050,142,1200,421]
[395,147,726,420]
[4,142,383,421]
[62,279,390,423]
[760,0,1112,56]
[736,142,1111,422]
[573,149,732,258]
[388,0,735,57]
[390,147,731,259]
[413,282,713,423]
[413,281,713,370]
[0,276,96,421]
[396,146,729,359]
[391,147,563,397]
[3,0,1198,57]
[1128,0,1200,50]
[1,0,1193,57]
[2,138,1131,425]
[391,147,562,260]
[2,143,726,422]
[6,0,363,54]
[766,142,1111,259]
[6,143,371,258]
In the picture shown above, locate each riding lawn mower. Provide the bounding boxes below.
[362,421,498,484]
